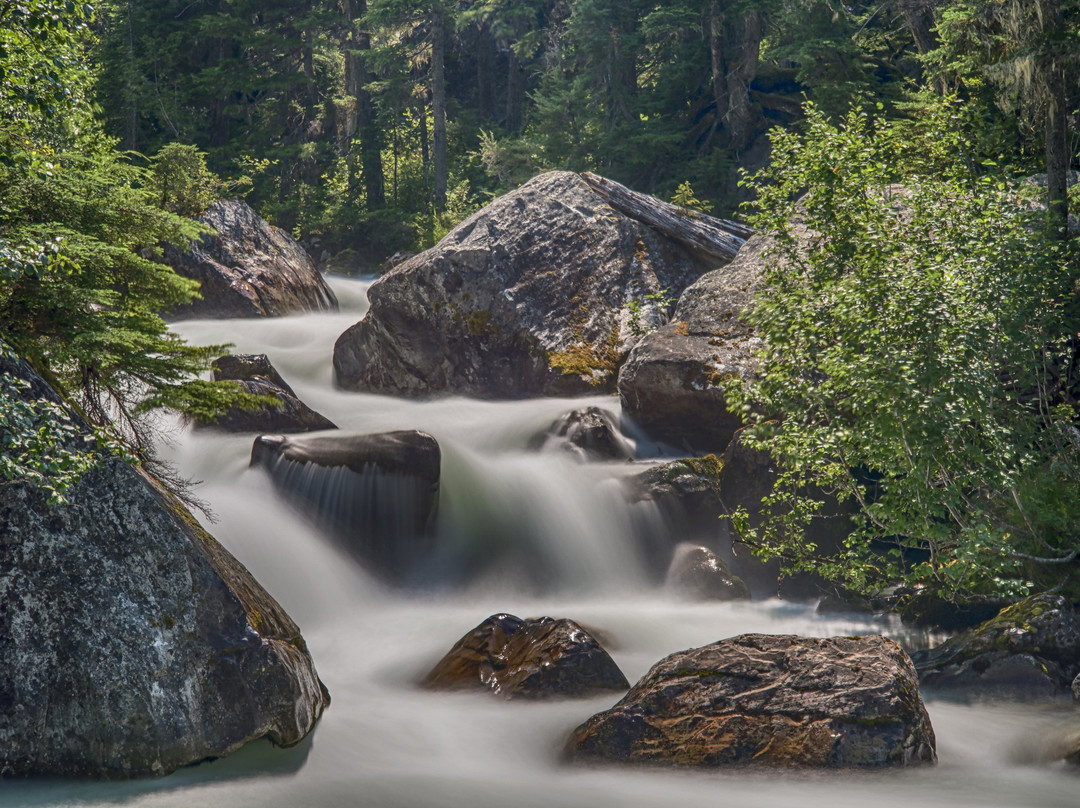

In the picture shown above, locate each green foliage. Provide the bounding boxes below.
[731,103,1080,601]
[147,143,235,217]
[670,181,713,213]
[0,0,261,503]
[627,288,676,337]
[1,346,100,504]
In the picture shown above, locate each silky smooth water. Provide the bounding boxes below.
[6,277,1079,807]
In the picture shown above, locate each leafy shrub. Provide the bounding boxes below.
[730,103,1080,601]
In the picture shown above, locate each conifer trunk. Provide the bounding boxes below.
[343,0,384,209]
[431,2,447,211]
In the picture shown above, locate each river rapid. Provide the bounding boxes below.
[6,276,1079,807]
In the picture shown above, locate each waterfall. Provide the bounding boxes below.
[10,275,1078,808]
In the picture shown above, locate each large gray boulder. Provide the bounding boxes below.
[165,199,338,319]
[911,594,1080,699]
[421,613,628,699]
[566,633,936,768]
[0,350,329,778]
[618,232,768,452]
[333,171,726,398]
[196,353,337,433]
[250,431,441,578]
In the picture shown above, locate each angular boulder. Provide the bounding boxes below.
[528,406,633,461]
[165,198,338,319]
[566,633,936,768]
[250,431,440,578]
[333,171,737,398]
[911,594,1080,699]
[421,613,628,699]
[196,353,337,433]
[618,232,769,452]
[664,543,750,602]
[0,350,329,778]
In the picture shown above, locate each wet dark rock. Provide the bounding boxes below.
[422,613,628,699]
[528,406,633,461]
[250,431,440,577]
[566,633,936,768]
[627,455,726,535]
[618,232,769,453]
[333,171,726,398]
[911,594,1080,699]
[195,353,337,433]
[0,349,329,779]
[715,425,854,600]
[165,199,338,319]
[664,543,750,601]
[896,591,1004,632]
[816,588,875,615]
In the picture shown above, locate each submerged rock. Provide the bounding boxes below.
[664,543,750,601]
[528,406,634,461]
[911,594,1080,699]
[566,633,936,768]
[422,613,628,699]
[333,171,734,398]
[196,353,337,433]
[250,431,441,578]
[0,349,329,779]
[165,198,338,319]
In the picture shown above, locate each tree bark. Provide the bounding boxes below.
[431,2,448,210]
[343,0,384,208]
[890,0,941,54]
[1044,0,1070,239]
[505,48,524,133]
[581,172,752,262]
[708,4,762,153]
[607,4,637,127]
[475,22,496,123]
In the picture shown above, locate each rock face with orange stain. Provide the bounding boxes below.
[566,633,936,768]
[333,171,727,398]
[422,613,628,699]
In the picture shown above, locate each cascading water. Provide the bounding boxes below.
[7,276,1079,808]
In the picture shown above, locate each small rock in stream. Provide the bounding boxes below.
[422,613,628,699]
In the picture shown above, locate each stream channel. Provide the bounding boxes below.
[6,276,1080,807]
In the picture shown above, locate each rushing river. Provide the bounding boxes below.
[7,276,1079,807]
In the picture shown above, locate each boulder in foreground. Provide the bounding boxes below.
[334,171,746,398]
[0,349,329,779]
[422,613,628,699]
[164,198,338,319]
[566,633,935,768]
